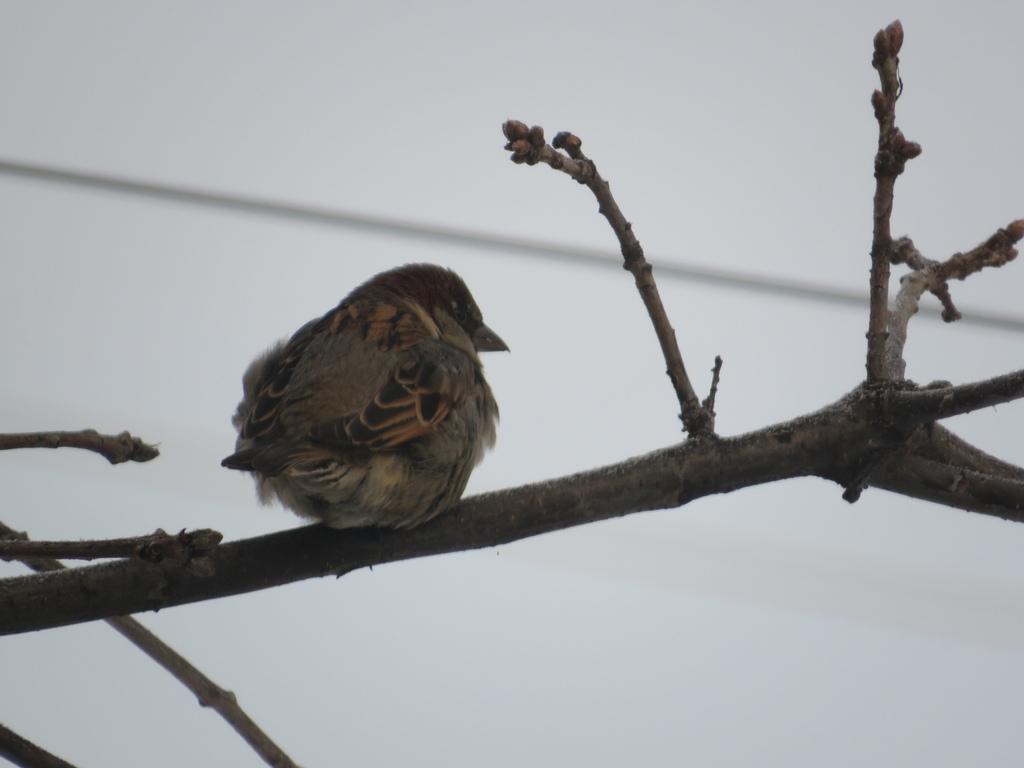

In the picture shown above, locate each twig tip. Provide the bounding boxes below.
[502,120,545,164]
[874,20,904,57]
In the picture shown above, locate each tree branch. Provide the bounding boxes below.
[870,454,1024,520]
[885,224,1022,378]
[915,424,1024,482]
[883,368,1024,422]
[885,267,930,379]
[0,528,222,570]
[703,356,724,416]
[502,120,714,435]
[0,430,159,464]
[6,370,1024,635]
[0,522,301,768]
[866,20,922,380]
[933,221,1023,283]
[0,722,80,768]
[102,615,301,768]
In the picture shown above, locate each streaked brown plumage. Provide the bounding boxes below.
[222,264,506,529]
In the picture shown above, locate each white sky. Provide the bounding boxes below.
[2,2,1024,766]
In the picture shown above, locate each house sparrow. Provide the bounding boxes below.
[222,263,506,530]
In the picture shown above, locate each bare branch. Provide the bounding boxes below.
[890,236,960,322]
[0,430,159,464]
[703,356,724,423]
[7,369,1024,635]
[103,616,303,768]
[866,20,922,380]
[503,120,713,436]
[934,220,1023,283]
[886,224,1023,377]
[866,420,1024,517]
[0,522,301,768]
[915,424,1024,482]
[0,528,221,572]
[0,416,848,633]
[885,268,930,379]
[870,455,1024,520]
[884,368,1024,422]
[0,722,80,768]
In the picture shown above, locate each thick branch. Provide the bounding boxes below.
[0,430,159,464]
[870,455,1024,519]
[883,368,1024,422]
[6,372,1024,635]
[0,409,845,634]
[867,419,1024,518]
[916,424,1024,481]
[503,120,713,435]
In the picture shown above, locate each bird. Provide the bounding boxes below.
[222,263,506,530]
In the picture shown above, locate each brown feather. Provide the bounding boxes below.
[310,349,455,450]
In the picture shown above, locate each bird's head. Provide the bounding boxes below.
[369,263,508,361]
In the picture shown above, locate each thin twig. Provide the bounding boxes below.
[890,236,960,321]
[0,722,81,768]
[0,522,302,768]
[703,356,724,422]
[0,528,222,571]
[0,430,159,464]
[866,20,921,381]
[502,119,713,436]
[885,269,930,379]
[103,617,302,768]
[885,223,1022,378]
[934,221,1023,283]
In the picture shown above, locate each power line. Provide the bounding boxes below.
[2,157,1023,333]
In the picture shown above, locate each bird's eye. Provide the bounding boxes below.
[451,305,472,326]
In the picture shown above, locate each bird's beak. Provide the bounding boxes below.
[472,323,509,353]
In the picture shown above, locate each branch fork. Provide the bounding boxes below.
[0,521,297,768]
[886,224,1023,378]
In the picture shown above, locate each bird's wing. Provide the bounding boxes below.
[237,298,430,443]
[235,318,327,442]
[309,342,477,450]
[224,298,471,473]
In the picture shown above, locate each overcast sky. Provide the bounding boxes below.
[2,2,1024,766]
